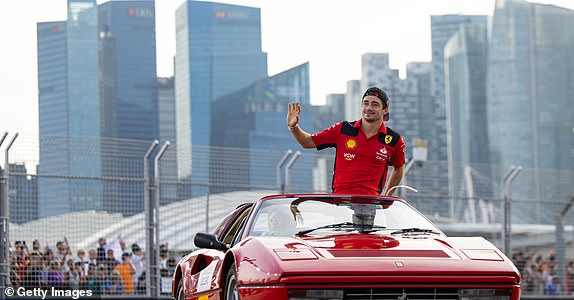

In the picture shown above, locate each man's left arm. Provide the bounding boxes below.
[384,165,404,196]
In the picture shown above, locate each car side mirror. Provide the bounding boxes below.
[194,232,228,251]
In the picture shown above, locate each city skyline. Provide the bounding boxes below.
[2,0,574,162]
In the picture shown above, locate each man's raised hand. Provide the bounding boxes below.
[287,102,301,128]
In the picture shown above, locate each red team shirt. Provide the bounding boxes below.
[311,119,405,196]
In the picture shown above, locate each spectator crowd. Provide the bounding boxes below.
[9,237,176,295]
[512,249,574,295]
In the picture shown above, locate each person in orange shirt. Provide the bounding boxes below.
[114,252,136,294]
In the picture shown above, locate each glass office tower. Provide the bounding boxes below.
[489,0,574,222]
[175,1,268,196]
[38,0,101,217]
[99,0,158,215]
[211,63,312,193]
[430,15,488,161]
[444,24,491,222]
[38,0,158,217]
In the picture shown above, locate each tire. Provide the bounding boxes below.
[224,263,240,300]
[176,279,184,300]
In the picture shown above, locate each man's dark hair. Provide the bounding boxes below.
[362,87,390,121]
[362,87,389,108]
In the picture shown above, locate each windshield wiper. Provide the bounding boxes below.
[390,228,441,235]
[296,222,386,235]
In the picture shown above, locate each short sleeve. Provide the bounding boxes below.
[311,122,342,150]
[390,136,406,168]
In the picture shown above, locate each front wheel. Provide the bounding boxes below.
[176,279,184,300]
[224,263,239,300]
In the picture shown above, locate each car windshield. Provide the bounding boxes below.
[247,196,443,237]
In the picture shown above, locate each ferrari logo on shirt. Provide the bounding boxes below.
[345,139,357,150]
[385,135,393,144]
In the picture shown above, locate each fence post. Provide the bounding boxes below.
[501,165,521,257]
[0,132,9,290]
[284,151,301,193]
[276,150,292,194]
[144,140,159,297]
[0,133,17,291]
[205,190,210,232]
[153,141,169,297]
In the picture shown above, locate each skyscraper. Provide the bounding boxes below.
[99,1,157,142]
[430,15,488,161]
[158,77,178,204]
[488,0,574,222]
[444,23,491,221]
[38,0,101,217]
[175,1,268,195]
[211,63,312,193]
[1,164,38,224]
[38,0,158,217]
[99,0,158,215]
[313,93,345,133]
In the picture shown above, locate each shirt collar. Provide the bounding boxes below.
[355,118,387,134]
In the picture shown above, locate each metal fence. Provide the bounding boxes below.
[0,134,573,297]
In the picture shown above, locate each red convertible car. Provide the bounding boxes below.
[172,194,521,300]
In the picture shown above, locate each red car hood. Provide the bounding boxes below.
[234,233,520,285]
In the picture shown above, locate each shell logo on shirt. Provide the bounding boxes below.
[345,139,357,150]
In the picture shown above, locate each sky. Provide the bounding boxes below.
[1,0,574,161]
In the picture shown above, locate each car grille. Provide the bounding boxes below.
[345,288,459,299]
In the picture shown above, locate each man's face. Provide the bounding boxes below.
[14,242,23,254]
[57,242,66,253]
[89,250,97,260]
[361,96,387,123]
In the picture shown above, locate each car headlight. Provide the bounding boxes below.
[288,289,344,300]
[460,288,511,300]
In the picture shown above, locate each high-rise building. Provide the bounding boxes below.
[430,15,488,161]
[444,23,492,221]
[444,23,490,168]
[344,80,362,121]
[211,63,312,193]
[174,1,268,195]
[313,94,345,132]
[37,0,102,217]
[99,0,158,215]
[38,0,158,217]
[488,0,574,222]
[158,77,178,204]
[99,1,157,142]
[1,164,38,224]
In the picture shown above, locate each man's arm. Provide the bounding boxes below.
[287,102,316,149]
[384,165,404,196]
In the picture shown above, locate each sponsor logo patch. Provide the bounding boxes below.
[385,135,393,144]
[343,153,355,161]
[345,139,357,150]
[376,147,388,161]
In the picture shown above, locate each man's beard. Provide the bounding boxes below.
[362,114,379,123]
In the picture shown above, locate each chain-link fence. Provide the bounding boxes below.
[1,134,573,297]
